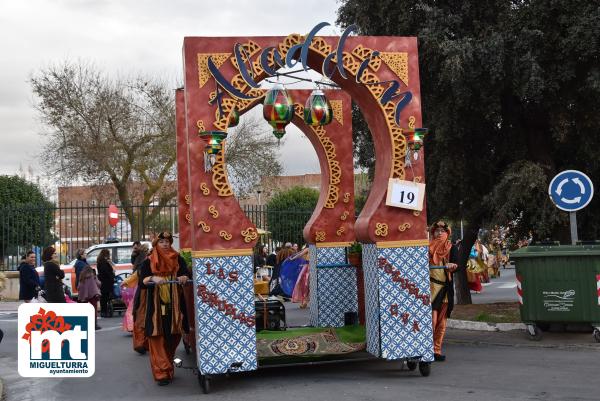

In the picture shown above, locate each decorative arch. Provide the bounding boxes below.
[182,33,426,251]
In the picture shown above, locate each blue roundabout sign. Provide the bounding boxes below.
[548,170,594,212]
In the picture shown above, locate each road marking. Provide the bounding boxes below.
[498,283,517,289]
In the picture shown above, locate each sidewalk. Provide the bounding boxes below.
[0,301,21,312]
[445,327,600,351]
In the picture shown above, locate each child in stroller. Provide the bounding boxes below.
[105,273,129,317]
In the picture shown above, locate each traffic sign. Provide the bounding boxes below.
[548,170,594,212]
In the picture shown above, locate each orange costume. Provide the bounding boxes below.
[137,233,190,385]
[428,221,458,361]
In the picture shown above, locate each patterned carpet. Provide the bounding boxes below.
[257,327,366,358]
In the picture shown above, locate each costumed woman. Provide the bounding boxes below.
[467,239,486,293]
[291,246,310,308]
[428,221,458,362]
[137,232,190,386]
[121,243,149,334]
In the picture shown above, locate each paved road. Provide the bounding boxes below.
[470,266,518,304]
[1,309,598,401]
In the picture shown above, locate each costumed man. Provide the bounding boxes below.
[428,221,458,362]
[137,232,190,386]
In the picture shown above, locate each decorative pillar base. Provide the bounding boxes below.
[192,254,257,374]
[363,243,434,362]
[309,245,359,327]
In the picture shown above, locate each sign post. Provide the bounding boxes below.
[548,170,594,245]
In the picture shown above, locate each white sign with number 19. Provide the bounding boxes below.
[385,179,426,211]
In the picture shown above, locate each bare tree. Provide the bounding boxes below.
[225,115,283,198]
[31,61,177,238]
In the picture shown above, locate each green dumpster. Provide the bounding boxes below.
[511,245,600,341]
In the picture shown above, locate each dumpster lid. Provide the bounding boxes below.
[511,244,600,257]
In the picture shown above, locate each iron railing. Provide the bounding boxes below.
[0,202,314,270]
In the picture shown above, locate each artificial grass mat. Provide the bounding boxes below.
[256,325,366,343]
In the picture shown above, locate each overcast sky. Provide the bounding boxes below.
[0,0,342,180]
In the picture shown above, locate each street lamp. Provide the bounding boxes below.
[459,200,464,240]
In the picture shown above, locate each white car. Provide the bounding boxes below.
[37,241,152,297]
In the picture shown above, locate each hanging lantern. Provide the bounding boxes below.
[405,128,428,163]
[304,89,333,126]
[199,130,227,171]
[263,84,294,139]
[407,128,427,151]
[227,105,239,128]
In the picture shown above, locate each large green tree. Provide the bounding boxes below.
[266,186,319,246]
[338,0,600,302]
[0,175,54,267]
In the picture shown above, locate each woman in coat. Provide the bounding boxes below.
[96,249,115,317]
[42,246,65,303]
[19,250,40,302]
[77,266,102,330]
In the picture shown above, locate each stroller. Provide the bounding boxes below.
[106,273,129,317]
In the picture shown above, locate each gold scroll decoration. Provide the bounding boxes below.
[343,192,351,203]
[185,213,192,224]
[413,210,421,216]
[229,41,261,71]
[184,194,191,205]
[330,100,343,125]
[197,53,231,88]
[293,104,341,209]
[200,183,210,196]
[375,223,389,237]
[211,142,234,197]
[340,211,349,221]
[315,231,326,242]
[197,221,211,232]
[379,52,409,86]
[219,230,233,241]
[241,227,258,243]
[197,120,205,132]
[398,223,412,232]
[408,116,416,130]
[336,226,345,236]
[208,205,219,219]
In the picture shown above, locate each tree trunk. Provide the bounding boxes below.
[454,225,479,305]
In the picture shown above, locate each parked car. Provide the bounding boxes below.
[36,241,152,298]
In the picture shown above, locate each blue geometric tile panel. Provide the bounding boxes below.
[362,243,380,356]
[309,245,319,326]
[309,246,358,327]
[376,246,434,362]
[192,255,257,374]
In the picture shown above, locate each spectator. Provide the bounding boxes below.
[74,248,88,289]
[97,249,115,317]
[77,266,102,330]
[266,246,279,267]
[19,250,40,302]
[42,246,66,303]
[131,240,142,264]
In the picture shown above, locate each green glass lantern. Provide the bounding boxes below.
[408,128,427,151]
[199,130,227,171]
[304,89,333,126]
[263,84,294,139]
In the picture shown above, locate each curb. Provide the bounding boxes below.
[447,318,525,332]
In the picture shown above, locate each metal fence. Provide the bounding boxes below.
[0,202,314,270]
